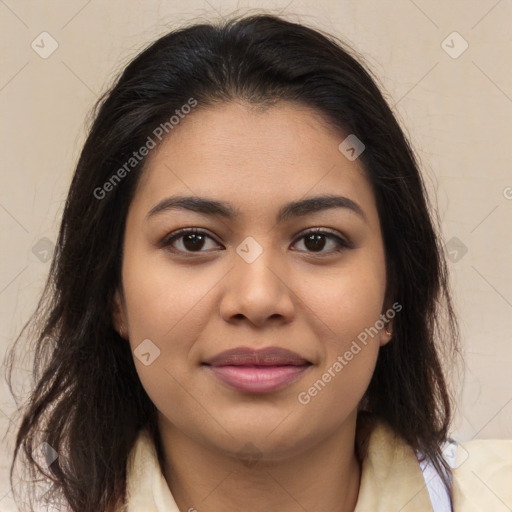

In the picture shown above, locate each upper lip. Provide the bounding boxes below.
[203,347,311,367]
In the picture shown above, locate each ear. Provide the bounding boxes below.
[112,289,129,340]
[379,291,397,347]
[380,319,393,347]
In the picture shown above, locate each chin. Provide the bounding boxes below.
[216,422,316,462]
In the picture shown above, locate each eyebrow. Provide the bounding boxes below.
[146,194,367,224]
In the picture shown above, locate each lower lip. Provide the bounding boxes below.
[205,365,310,393]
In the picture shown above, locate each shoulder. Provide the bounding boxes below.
[452,438,512,511]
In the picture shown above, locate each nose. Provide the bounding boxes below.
[219,245,295,328]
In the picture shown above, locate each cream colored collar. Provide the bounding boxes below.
[124,418,512,511]
[125,418,435,511]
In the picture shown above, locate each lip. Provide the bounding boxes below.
[202,347,312,393]
[204,346,310,366]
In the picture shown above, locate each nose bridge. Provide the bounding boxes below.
[233,234,284,293]
[220,234,294,324]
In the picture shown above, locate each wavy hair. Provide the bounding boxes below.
[5,12,461,511]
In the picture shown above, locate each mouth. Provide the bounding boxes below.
[201,346,313,393]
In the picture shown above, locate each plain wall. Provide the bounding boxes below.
[1,0,511,508]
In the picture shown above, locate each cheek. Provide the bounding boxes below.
[293,280,383,437]
[296,250,387,345]
[120,245,216,403]
[120,253,214,425]
[121,245,215,344]
[292,252,386,407]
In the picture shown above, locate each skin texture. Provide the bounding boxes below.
[113,101,393,512]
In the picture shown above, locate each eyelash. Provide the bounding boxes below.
[160,227,352,257]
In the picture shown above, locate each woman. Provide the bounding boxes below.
[5,12,511,512]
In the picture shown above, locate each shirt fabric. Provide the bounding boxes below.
[123,418,512,512]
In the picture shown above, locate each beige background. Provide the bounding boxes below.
[1,0,511,508]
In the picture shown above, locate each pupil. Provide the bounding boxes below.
[184,233,205,251]
[305,234,325,252]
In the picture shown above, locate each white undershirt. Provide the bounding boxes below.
[417,439,458,512]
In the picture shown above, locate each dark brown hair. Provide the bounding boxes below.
[5,12,460,511]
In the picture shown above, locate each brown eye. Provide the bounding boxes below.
[181,232,207,251]
[161,229,221,254]
[292,229,351,255]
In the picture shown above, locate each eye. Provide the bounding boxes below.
[161,228,220,254]
[160,227,351,256]
[291,228,352,255]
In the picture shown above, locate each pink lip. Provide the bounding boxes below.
[207,365,310,393]
[202,346,312,393]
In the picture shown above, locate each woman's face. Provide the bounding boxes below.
[114,101,393,461]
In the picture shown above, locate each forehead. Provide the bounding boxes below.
[131,101,379,227]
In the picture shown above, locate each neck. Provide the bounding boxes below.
[158,413,362,512]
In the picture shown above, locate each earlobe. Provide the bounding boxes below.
[380,321,393,346]
[112,290,129,340]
